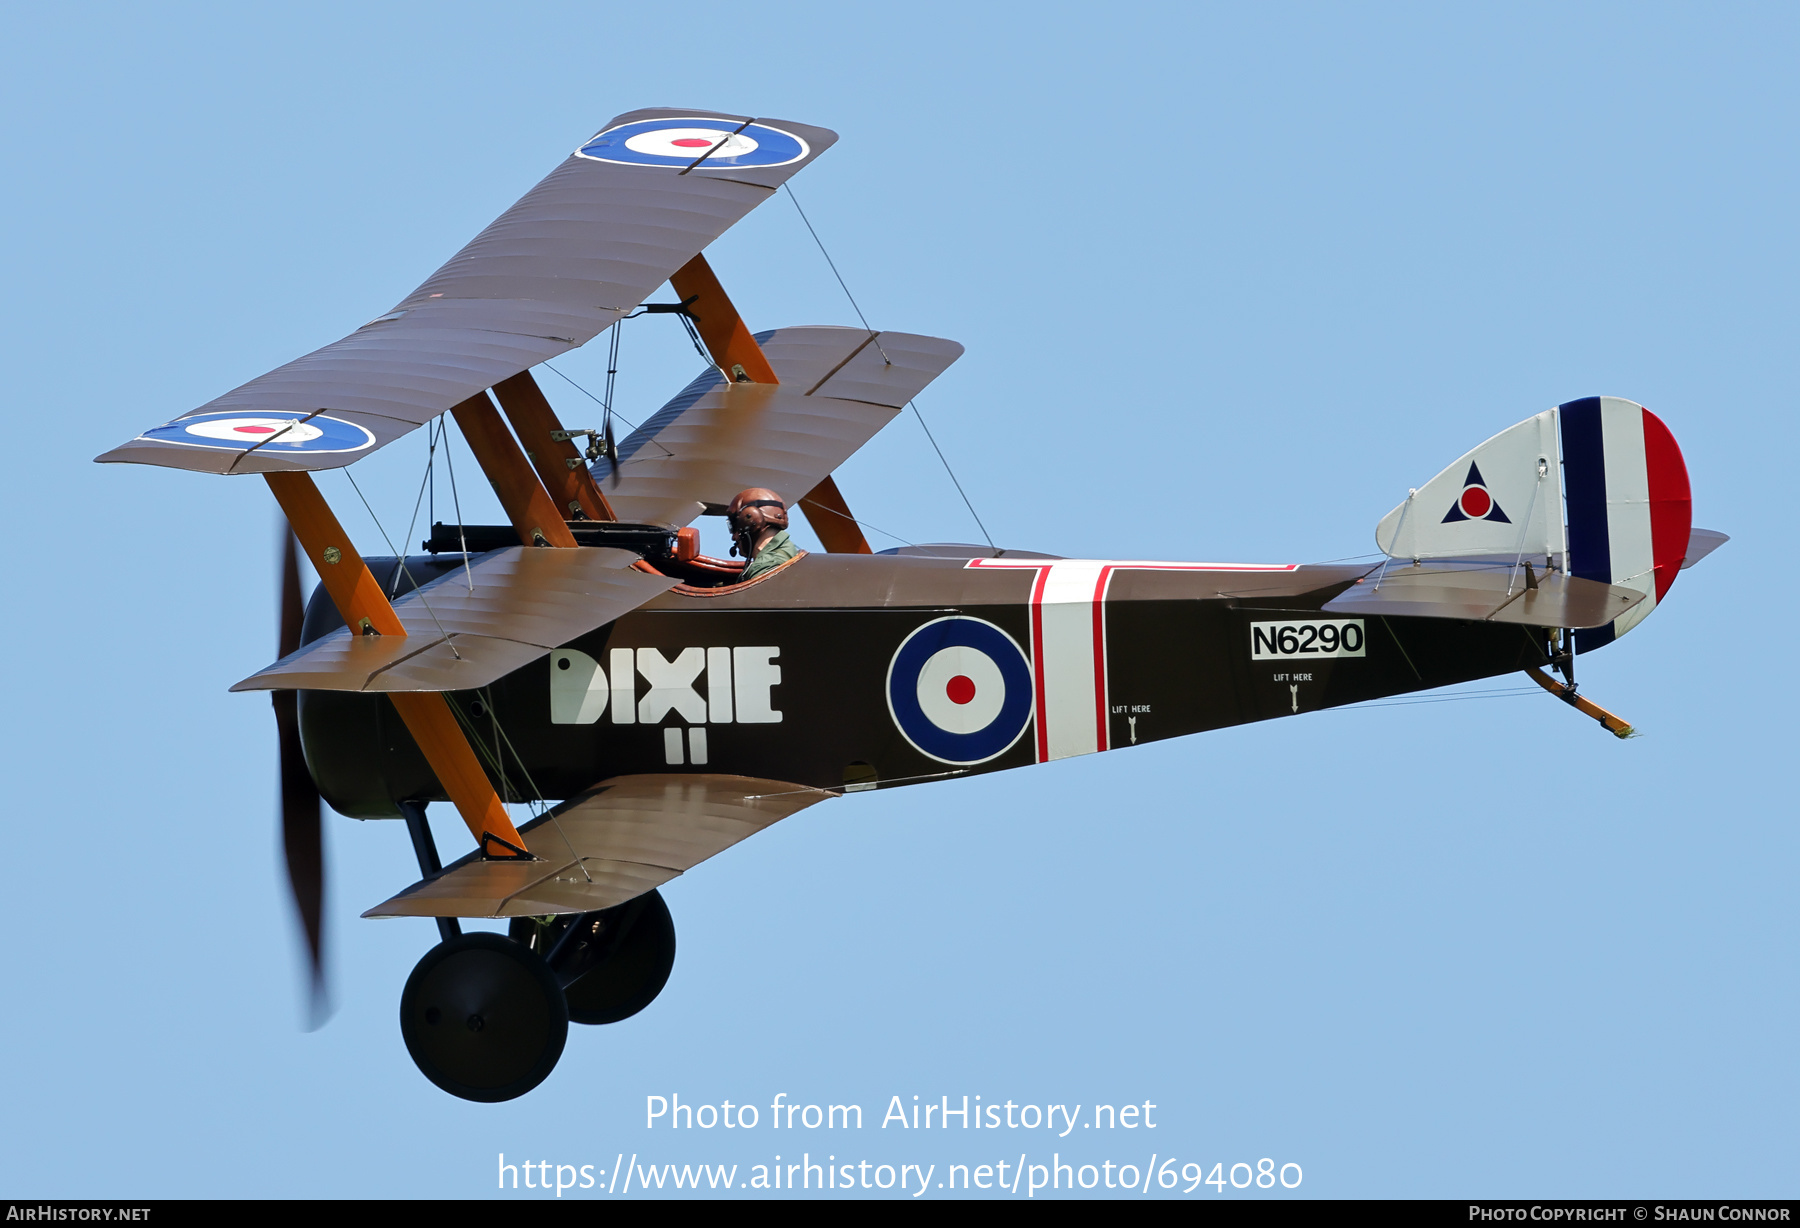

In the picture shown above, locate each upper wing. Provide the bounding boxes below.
[593,326,964,525]
[363,773,835,918]
[96,109,838,477]
[229,545,674,693]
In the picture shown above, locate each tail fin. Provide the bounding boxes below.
[1375,397,1693,651]
[1558,397,1691,650]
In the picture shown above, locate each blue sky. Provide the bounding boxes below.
[2,1,1793,1199]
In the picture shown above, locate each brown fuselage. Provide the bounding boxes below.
[299,550,1551,819]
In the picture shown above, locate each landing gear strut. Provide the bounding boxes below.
[510,890,678,1025]
[392,804,676,1100]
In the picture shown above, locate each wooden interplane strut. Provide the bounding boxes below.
[491,372,617,522]
[262,471,528,855]
[669,254,874,553]
[449,393,579,548]
[671,254,778,385]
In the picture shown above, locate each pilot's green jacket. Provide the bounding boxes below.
[740,529,799,582]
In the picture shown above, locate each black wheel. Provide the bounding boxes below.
[399,932,569,1102]
[508,890,677,1026]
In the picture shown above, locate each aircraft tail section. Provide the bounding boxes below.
[1374,397,1707,651]
[1558,397,1692,650]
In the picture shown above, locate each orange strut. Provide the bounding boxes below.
[263,471,528,854]
[670,255,875,554]
[491,371,617,522]
[671,253,779,384]
[449,392,579,548]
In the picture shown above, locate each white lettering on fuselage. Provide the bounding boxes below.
[549,647,783,727]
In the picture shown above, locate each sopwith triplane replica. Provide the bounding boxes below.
[100,108,1724,1101]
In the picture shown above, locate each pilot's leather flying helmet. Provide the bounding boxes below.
[727,487,788,554]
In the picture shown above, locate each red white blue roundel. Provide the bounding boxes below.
[140,410,376,454]
[577,118,809,169]
[887,617,1033,766]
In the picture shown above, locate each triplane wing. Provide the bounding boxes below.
[365,774,833,918]
[95,108,837,476]
[229,546,675,693]
[99,104,1729,1105]
[593,326,963,526]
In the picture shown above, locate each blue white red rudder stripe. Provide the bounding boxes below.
[1559,397,1692,652]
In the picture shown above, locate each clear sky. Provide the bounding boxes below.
[2,0,1793,1200]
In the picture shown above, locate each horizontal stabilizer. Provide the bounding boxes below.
[1323,561,1645,629]
[592,327,963,526]
[230,546,673,693]
[97,109,838,476]
[363,774,834,918]
[1681,527,1729,569]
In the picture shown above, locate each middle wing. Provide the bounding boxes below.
[591,326,964,525]
[229,545,675,693]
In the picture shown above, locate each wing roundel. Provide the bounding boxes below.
[97,109,839,476]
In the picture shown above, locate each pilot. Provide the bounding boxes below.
[727,487,799,582]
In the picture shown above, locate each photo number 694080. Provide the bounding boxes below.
[1249,619,1365,660]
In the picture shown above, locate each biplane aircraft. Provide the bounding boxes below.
[99,108,1726,1103]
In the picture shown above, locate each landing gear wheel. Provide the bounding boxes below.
[399,932,569,1102]
[509,890,677,1025]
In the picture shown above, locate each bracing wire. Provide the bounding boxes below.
[539,360,675,459]
[393,419,439,597]
[789,494,918,550]
[446,689,591,882]
[1323,686,1544,713]
[340,471,460,659]
[341,470,462,659]
[437,417,475,591]
[783,182,995,549]
[602,319,622,451]
[782,183,889,361]
[908,398,995,550]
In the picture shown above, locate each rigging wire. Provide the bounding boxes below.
[782,183,888,359]
[341,470,462,659]
[437,416,476,590]
[785,496,918,550]
[908,398,994,550]
[539,360,675,459]
[1321,686,1543,713]
[782,182,995,550]
[601,318,622,460]
[393,419,439,598]
[445,689,591,882]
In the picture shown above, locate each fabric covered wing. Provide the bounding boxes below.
[97,108,838,476]
[591,326,964,525]
[363,774,834,918]
[230,546,674,692]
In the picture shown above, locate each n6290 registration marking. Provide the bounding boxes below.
[1250,619,1365,660]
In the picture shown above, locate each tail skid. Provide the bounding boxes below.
[1524,667,1636,739]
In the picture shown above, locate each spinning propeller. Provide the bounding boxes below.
[273,530,330,1027]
